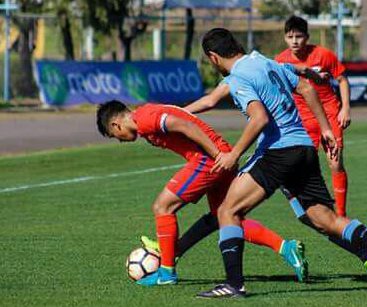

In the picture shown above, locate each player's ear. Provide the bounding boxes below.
[208,51,220,65]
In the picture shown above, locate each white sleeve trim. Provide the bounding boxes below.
[160,113,168,133]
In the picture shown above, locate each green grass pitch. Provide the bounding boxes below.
[1,123,367,306]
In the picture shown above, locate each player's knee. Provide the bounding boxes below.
[217,203,236,221]
[152,201,170,215]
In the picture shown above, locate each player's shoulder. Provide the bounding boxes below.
[311,45,337,58]
[134,103,165,120]
[275,49,292,62]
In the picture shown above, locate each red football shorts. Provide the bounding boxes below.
[303,109,344,150]
[166,155,235,215]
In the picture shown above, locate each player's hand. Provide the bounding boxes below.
[211,152,238,173]
[304,69,330,84]
[337,107,351,129]
[321,129,338,160]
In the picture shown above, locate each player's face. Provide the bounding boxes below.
[284,30,308,54]
[108,116,137,142]
[207,52,229,76]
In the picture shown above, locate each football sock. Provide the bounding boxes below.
[328,236,366,262]
[332,171,348,217]
[243,219,284,253]
[155,214,178,268]
[341,219,367,262]
[176,212,218,258]
[219,225,244,289]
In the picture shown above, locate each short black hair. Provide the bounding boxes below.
[202,28,245,58]
[285,15,308,35]
[96,100,129,137]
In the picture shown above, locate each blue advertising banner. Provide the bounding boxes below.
[34,60,204,107]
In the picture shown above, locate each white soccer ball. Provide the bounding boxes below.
[126,247,160,281]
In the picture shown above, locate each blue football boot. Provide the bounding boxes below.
[136,267,177,286]
[280,239,308,282]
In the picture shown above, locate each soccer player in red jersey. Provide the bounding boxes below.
[275,15,351,217]
[96,100,307,286]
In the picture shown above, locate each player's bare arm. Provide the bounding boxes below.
[295,78,338,158]
[336,74,351,129]
[212,101,268,173]
[184,83,230,114]
[164,115,220,159]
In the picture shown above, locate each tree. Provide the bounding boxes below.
[81,0,147,61]
[258,0,291,19]
[12,0,43,97]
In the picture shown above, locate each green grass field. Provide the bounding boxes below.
[1,124,367,306]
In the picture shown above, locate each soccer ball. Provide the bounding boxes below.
[126,247,160,281]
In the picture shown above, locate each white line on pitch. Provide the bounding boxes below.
[0,164,184,194]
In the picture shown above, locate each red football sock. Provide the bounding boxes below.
[155,214,178,268]
[242,219,283,253]
[332,171,348,217]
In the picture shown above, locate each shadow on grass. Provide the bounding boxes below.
[179,273,367,286]
[246,284,367,298]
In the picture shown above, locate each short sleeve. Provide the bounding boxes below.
[322,49,345,78]
[134,106,166,135]
[231,79,261,112]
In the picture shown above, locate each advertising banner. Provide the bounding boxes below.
[34,60,204,107]
[344,62,367,104]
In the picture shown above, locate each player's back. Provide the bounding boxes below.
[224,51,313,150]
[133,104,231,161]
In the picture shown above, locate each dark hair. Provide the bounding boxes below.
[202,28,245,58]
[96,100,129,137]
[285,15,308,35]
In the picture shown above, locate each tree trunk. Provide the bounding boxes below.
[123,37,132,62]
[184,9,195,60]
[14,17,37,97]
[58,10,75,60]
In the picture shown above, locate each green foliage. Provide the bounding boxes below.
[258,0,291,19]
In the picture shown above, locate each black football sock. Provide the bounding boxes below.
[342,220,367,263]
[219,226,244,289]
[299,214,367,262]
[176,212,219,258]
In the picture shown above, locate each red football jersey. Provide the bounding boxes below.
[275,45,345,121]
[132,104,232,161]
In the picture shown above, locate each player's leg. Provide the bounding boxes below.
[287,146,367,267]
[281,186,363,259]
[326,140,347,217]
[137,188,183,286]
[209,171,285,254]
[198,173,267,298]
[305,204,367,265]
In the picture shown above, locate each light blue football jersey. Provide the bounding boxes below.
[223,51,313,151]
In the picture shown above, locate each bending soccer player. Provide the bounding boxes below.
[275,16,350,217]
[96,101,307,286]
[185,28,367,298]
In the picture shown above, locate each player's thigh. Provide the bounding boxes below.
[206,170,236,216]
[218,173,267,220]
[286,147,335,217]
[165,160,216,207]
[324,113,345,169]
[303,118,321,149]
[152,188,185,215]
[326,108,344,149]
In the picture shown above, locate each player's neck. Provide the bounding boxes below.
[291,46,309,61]
[226,53,245,73]
[125,113,138,132]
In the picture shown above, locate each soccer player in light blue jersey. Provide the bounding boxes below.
[185,28,367,299]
